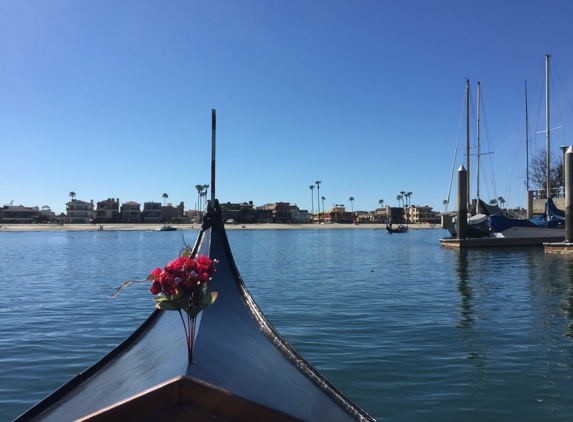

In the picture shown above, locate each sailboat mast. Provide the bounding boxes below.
[525,80,530,192]
[466,79,471,208]
[546,54,551,200]
[476,82,481,209]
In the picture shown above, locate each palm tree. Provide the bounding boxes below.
[162,193,168,206]
[195,185,203,222]
[315,181,321,222]
[69,191,76,202]
[443,199,448,214]
[321,196,325,219]
[349,197,354,212]
[203,185,209,208]
[200,185,209,221]
[310,185,315,214]
[406,192,413,207]
[497,196,506,208]
[489,198,498,206]
[397,195,403,207]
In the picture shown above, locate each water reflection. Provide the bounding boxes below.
[455,248,473,329]
[560,259,573,341]
[453,248,490,376]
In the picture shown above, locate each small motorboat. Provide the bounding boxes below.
[156,225,177,231]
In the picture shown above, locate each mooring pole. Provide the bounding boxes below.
[457,165,468,239]
[526,190,533,220]
[565,146,573,243]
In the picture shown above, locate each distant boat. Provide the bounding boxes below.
[156,225,177,231]
[386,224,407,234]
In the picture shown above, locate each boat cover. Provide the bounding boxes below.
[490,198,564,233]
[471,199,503,217]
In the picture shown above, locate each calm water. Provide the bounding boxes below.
[2,228,573,421]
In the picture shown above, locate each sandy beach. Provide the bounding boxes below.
[0,222,440,232]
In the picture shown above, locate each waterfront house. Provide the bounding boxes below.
[95,198,120,224]
[407,205,439,224]
[162,202,185,223]
[262,202,291,224]
[255,208,274,223]
[142,202,162,224]
[291,208,310,223]
[322,206,354,224]
[66,199,94,224]
[375,206,405,224]
[38,205,56,222]
[221,202,257,224]
[121,201,141,223]
[0,205,39,224]
[356,211,380,224]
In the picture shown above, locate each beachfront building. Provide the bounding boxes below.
[185,209,201,224]
[255,208,274,223]
[95,198,120,224]
[142,202,162,224]
[37,205,56,222]
[262,202,291,224]
[121,201,141,223]
[374,206,392,224]
[407,205,439,224]
[290,208,310,223]
[322,206,354,224]
[221,202,257,224]
[0,205,40,224]
[374,205,406,224]
[162,202,185,223]
[66,199,94,224]
[355,211,379,224]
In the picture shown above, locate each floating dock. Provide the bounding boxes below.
[544,242,573,254]
[440,236,565,248]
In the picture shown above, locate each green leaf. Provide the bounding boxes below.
[154,293,183,303]
[155,300,184,311]
[199,291,218,307]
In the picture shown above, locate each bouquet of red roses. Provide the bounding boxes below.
[113,250,218,363]
[148,253,218,317]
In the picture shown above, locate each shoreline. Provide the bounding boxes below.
[0,222,441,232]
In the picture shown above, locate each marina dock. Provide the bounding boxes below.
[544,242,573,254]
[440,236,565,248]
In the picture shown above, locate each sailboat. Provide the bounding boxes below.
[490,55,565,239]
[444,80,502,238]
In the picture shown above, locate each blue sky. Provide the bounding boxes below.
[2,1,573,215]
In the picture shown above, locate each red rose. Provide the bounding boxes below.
[149,281,162,295]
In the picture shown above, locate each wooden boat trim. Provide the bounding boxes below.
[77,375,304,422]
